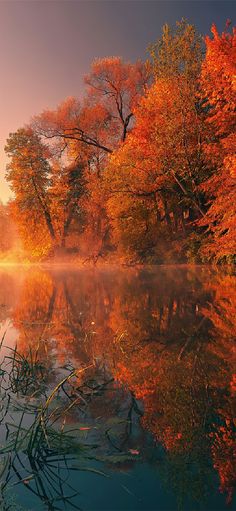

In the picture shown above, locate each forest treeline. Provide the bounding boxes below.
[1,19,236,263]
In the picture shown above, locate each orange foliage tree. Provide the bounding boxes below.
[5,128,53,258]
[5,127,86,258]
[31,59,149,258]
[104,20,208,260]
[34,58,149,154]
[199,24,236,260]
[84,57,149,144]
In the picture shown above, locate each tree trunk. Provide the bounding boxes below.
[162,197,172,234]
[31,176,56,241]
[61,205,76,248]
[180,210,186,235]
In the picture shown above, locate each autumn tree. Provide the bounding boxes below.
[84,57,149,143]
[49,159,86,250]
[5,127,86,258]
[199,24,236,261]
[149,18,202,81]
[34,58,149,156]
[5,128,54,257]
[30,59,149,258]
[104,20,208,260]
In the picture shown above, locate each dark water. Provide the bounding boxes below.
[0,265,235,511]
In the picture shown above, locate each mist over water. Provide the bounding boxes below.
[0,265,235,510]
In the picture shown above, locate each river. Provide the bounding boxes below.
[0,265,235,510]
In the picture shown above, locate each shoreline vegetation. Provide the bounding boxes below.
[0,253,236,269]
[3,244,235,269]
[0,256,235,267]
[0,340,127,509]
[0,19,235,265]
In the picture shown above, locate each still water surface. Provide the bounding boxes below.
[0,265,235,511]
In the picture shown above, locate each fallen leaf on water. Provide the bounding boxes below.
[129,449,140,455]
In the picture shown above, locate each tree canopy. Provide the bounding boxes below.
[2,19,236,263]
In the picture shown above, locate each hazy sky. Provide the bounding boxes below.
[0,0,235,203]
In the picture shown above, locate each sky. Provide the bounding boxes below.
[0,0,235,203]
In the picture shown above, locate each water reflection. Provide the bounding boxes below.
[0,266,235,510]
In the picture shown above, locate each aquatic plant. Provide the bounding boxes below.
[0,339,140,510]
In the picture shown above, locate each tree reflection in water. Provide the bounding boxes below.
[0,266,235,509]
